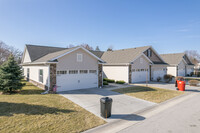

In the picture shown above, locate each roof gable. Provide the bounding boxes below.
[22,47,31,63]
[160,53,186,65]
[143,47,166,64]
[25,45,105,63]
[101,46,151,64]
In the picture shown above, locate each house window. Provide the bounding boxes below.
[147,49,152,57]
[89,70,97,74]
[80,70,88,74]
[77,54,83,62]
[140,58,143,64]
[39,69,43,83]
[27,68,30,78]
[57,71,67,75]
[69,70,78,74]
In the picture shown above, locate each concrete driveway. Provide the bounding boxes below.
[134,82,200,92]
[59,88,156,122]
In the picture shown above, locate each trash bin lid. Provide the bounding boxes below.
[100,97,113,103]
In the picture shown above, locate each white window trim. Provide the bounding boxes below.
[77,54,83,62]
[140,58,143,64]
[39,69,43,83]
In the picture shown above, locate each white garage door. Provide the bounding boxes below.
[152,70,166,80]
[56,70,98,92]
[132,70,149,83]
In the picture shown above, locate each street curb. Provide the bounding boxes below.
[84,91,194,133]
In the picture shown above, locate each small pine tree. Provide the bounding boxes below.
[0,54,23,93]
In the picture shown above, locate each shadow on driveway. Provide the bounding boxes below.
[109,114,145,121]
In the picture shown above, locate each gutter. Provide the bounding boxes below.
[20,62,58,66]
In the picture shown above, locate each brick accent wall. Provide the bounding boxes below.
[49,64,57,92]
[98,64,103,87]
[129,64,132,83]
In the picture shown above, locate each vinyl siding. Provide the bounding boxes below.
[178,60,186,76]
[132,55,150,69]
[23,48,31,63]
[57,49,98,70]
[23,65,49,86]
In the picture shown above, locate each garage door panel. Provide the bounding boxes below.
[152,70,166,80]
[57,73,98,92]
[132,71,149,83]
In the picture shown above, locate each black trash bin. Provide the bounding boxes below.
[100,97,113,118]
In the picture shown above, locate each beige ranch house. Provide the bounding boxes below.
[91,46,168,83]
[21,45,105,92]
[161,53,194,77]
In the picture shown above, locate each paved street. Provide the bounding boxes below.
[119,91,200,133]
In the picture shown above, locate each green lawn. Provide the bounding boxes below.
[0,81,105,133]
[113,86,184,103]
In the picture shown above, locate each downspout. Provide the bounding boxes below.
[149,64,152,81]
[48,64,50,91]
[102,65,103,87]
[176,65,178,77]
[185,65,187,76]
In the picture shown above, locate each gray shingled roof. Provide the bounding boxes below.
[26,45,67,62]
[89,50,104,58]
[160,53,186,65]
[101,46,151,64]
[33,47,77,62]
[25,45,104,63]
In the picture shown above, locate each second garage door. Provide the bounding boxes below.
[56,70,98,92]
[132,69,149,83]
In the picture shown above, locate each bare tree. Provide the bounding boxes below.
[67,44,75,48]
[95,46,100,51]
[185,50,200,65]
[0,41,22,65]
[80,43,93,50]
[107,45,114,51]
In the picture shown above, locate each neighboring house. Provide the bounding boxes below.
[194,63,200,75]
[160,53,194,77]
[91,46,168,83]
[21,45,105,92]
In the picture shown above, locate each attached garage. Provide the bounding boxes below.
[131,55,151,83]
[132,69,149,83]
[56,70,98,92]
[151,65,167,81]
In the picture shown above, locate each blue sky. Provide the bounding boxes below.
[0,0,200,54]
